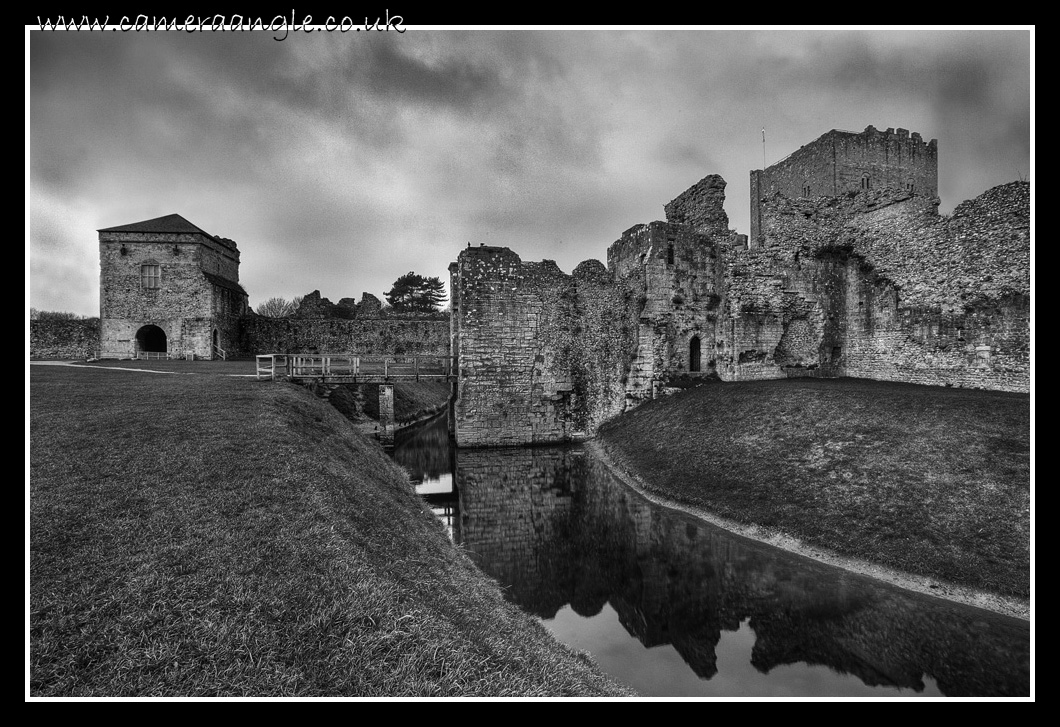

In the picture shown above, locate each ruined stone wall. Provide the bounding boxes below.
[239,316,450,356]
[718,241,851,381]
[29,319,101,359]
[663,174,730,237]
[751,126,938,244]
[838,182,1030,391]
[608,221,724,398]
[450,246,638,446]
[730,182,1030,392]
[449,173,1028,445]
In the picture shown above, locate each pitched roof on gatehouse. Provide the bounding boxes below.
[98,214,237,251]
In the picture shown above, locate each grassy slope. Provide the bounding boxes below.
[357,382,451,422]
[29,367,633,697]
[75,359,451,425]
[596,378,1031,600]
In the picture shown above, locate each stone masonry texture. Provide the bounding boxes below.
[38,125,1029,448]
[750,126,938,246]
[450,125,1029,446]
[30,319,101,359]
[97,218,248,360]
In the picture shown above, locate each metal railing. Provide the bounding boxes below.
[256,354,455,383]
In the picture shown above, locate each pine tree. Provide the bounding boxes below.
[385,272,447,312]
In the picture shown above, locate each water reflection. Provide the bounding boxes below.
[394,414,458,540]
[394,418,1030,698]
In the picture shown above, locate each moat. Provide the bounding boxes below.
[392,413,1030,698]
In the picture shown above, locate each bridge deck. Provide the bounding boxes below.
[256,353,456,383]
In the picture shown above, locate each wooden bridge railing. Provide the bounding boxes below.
[256,354,456,382]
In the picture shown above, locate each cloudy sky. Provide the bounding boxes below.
[28,25,1032,317]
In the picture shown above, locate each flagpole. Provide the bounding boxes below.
[762,127,766,168]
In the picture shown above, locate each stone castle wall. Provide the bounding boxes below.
[450,246,637,446]
[30,319,101,359]
[608,221,725,398]
[723,182,1030,391]
[452,176,1030,445]
[662,174,730,237]
[31,310,448,361]
[240,315,450,356]
[751,126,939,245]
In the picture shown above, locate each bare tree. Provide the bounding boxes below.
[255,297,300,317]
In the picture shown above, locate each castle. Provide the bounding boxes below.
[449,126,1030,446]
[749,125,939,246]
[97,214,248,360]
[33,124,1026,449]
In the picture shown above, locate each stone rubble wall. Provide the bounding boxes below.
[450,246,638,447]
[663,173,730,237]
[451,178,1029,444]
[608,221,725,398]
[239,315,450,356]
[30,319,101,359]
[32,311,449,360]
[726,182,1029,392]
[750,126,939,245]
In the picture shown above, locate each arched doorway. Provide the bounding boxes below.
[212,328,220,359]
[135,325,167,356]
[689,336,702,373]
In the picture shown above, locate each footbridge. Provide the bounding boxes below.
[257,354,456,447]
[255,354,456,384]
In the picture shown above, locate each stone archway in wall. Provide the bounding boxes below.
[135,325,167,356]
[689,336,702,373]
[212,328,220,358]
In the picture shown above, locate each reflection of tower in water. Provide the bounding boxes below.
[393,415,1028,696]
[392,412,460,542]
[450,444,1030,697]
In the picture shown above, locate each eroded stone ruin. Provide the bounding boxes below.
[449,126,1030,446]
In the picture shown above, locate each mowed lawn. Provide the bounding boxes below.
[597,377,1031,600]
[28,365,633,697]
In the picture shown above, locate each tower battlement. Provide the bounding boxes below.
[750,125,939,246]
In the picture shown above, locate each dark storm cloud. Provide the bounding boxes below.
[655,138,719,175]
[28,28,1031,317]
[360,38,508,108]
[817,30,1026,111]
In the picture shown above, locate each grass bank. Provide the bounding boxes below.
[29,365,634,697]
[341,381,451,424]
[595,377,1031,604]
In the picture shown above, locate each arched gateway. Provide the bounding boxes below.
[135,324,167,356]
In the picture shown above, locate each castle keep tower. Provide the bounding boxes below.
[750,125,938,246]
[98,214,248,359]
